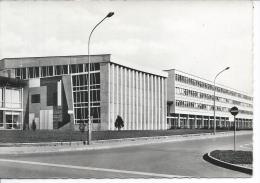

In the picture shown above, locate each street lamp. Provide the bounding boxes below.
[87,12,114,145]
[213,67,230,135]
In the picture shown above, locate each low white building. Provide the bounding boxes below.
[165,69,253,129]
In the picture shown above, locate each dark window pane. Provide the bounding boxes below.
[22,68,26,79]
[55,65,61,75]
[15,68,21,78]
[35,67,39,77]
[70,64,77,73]
[42,67,47,77]
[48,66,53,76]
[78,64,84,73]
[62,65,68,74]
[28,67,34,78]
[31,94,40,103]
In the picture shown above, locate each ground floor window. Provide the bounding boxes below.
[0,111,22,129]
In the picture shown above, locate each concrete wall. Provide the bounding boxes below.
[100,63,109,130]
[108,63,167,130]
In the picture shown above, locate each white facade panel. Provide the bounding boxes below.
[108,63,167,131]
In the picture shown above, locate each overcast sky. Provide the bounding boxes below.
[0,0,254,95]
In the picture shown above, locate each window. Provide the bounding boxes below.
[70,64,77,73]
[72,72,101,124]
[85,63,100,72]
[55,65,62,75]
[31,94,40,103]
[15,68,21,79]
[41,66,53,77]
[5,111,22,129]
[5,89,21,108]
[55,65,69,75]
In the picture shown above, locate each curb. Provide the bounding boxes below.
[203,152,252,175]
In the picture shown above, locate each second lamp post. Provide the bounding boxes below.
[213,67,230,135]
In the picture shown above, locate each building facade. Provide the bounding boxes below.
[0,55,168,131]
[166,69,253,129]
[0,55,253,131]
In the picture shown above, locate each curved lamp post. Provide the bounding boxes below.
[213,67,230,135]
[87,12,114,145]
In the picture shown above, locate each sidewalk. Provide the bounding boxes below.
[0,130,252,155]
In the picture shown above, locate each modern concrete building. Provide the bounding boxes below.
[0,54,168,131]
[165,69,253,129]
[0,55,253,131]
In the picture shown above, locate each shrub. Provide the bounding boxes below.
[115,115,124,131]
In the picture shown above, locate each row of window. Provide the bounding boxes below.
[175,87,253,108]
[72,72,100,87]
[72,73,101,124]
[74,107,101,124]
[175,74,252,101]
[15,63,100,79]
[175,100,253,115]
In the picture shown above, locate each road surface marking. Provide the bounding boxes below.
[239,143,252,150]
[0,158,188,178]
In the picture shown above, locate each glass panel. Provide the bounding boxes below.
[55,65,62,75]
[0,111,3,127]
[62,65,68,74]
[78,64,84,73]
[5,114,12,129]
[22,68,27,79]
[12,90,21,108]
[5,89,12,108]
[15,68,21,79]
[48,66,53,76]
[41,66,47,77]
[5,89,21,108]
[35,67,39,78]
[28,67,34,78]
[70,64,77,73]
[12,112,21,129]
[0,88,2,108]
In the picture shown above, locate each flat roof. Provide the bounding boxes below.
[0,54,168,78]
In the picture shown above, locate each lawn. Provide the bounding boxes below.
[0,128,224,144]
[210,150,253,164]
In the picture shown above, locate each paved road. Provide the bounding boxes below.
[0,133,252,178]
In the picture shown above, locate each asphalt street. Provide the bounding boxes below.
[0,133,253,178]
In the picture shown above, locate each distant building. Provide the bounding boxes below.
[165,69,253,129]
[0,55,168,130]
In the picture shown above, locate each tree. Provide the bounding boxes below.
[115,115,124,131]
